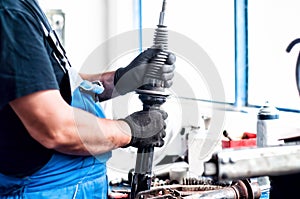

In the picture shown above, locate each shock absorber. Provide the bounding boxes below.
[130,1,170,198]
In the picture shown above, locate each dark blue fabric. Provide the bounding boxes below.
[0,0,61,108]
[0,0,64,177]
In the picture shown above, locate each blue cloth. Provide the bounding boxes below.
[71,80,106,118]
[71,80,112,163]
[0,153,108,199]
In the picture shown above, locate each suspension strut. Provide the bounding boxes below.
[130,1,170,198]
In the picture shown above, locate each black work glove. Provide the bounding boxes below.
[122,109,168,148]
[114,48,176,95]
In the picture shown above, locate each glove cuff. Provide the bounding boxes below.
[113,68,129,95]
[118,119,135,148]
[114,68,123,86]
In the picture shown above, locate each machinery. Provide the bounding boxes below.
[135,179,261,199]
[203,142,300,181]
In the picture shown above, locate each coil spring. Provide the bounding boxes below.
[144,25,169,88]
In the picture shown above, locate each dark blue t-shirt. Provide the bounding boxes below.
[0,0,70,177]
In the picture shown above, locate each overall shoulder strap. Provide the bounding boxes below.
[21,0,72,74]
[21,0,72,104]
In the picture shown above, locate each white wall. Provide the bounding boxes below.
[38,0,138,70]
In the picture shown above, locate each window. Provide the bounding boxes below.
[142,0,235,103]
[248,0,300,110]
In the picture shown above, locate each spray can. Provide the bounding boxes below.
[256,101,281,147]
[256,101,282,196]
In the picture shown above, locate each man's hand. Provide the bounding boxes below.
[114,48,176,95]
[121,109,168,148]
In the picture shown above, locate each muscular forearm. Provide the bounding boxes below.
[80,71,119,101]
[53,107,131,155]
[9,90,131,156]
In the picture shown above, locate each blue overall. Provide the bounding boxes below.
[0,80,111,198]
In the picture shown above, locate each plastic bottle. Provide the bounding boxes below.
[257,101,281,147]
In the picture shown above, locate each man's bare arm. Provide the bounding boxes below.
[80,71,119,101]
[9,89,131,156]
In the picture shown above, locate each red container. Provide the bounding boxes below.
[222,132,257,149]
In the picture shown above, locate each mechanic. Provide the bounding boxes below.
[0,0,176,198]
